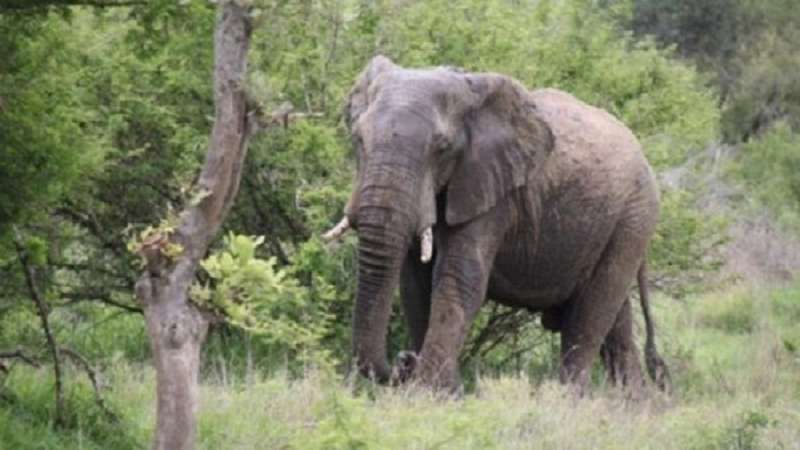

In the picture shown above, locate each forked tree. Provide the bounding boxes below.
[133,2,303,449]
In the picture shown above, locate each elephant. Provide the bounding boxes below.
[323,55,670,393]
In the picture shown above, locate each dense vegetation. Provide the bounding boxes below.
[1,0,798,448]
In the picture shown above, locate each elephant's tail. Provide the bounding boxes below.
[637,261,671,392]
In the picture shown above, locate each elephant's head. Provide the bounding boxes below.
[330,56,554,382]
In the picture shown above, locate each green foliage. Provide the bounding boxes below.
[627,0,800,142]
[381,0,718,168]
[722,36,800,142]
[728,123,800,229]
[193,233,334,368]
[0,13,106,236]
[649,189,729,294]
[12,1,800,447]
[630,0,741,64]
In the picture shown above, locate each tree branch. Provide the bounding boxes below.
[59,290,143,314]
[13,229,65,428]
[0,0,144,12]
[59,347,118,422]
[243,177,290,265]
[0,348,40,373]
[245,99,324,134]
[55,205,130,260]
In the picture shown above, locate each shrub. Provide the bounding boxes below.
[728,123,800,229]
[192,233,335,371]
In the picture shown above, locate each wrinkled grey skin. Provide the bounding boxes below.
[342,55,669,393]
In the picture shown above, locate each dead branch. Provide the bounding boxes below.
[246,99,324,133]
[0,0,145,12]
[59,347,118,422]
[58,290,143,314]
[13,229,65,427]
[0,348,40,374]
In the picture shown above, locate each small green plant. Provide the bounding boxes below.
[729,122,800,230]
[696,290,756,333]
[722,410,772,450]
[650,189,730,295]
[191,233,334,369]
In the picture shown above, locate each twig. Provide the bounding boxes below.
[59,347,118,422]
[243,177,290,265]
[55,204,130,260]
[0,348,40,373]
[245,98,324,134]
[58,290,143,314]
[0,0,144,11]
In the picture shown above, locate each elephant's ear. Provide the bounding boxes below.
[344,55,397,131]
[445,74,554,226]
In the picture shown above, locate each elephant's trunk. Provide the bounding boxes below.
[352,159,418,382]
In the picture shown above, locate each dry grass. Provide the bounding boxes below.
[3,283,800,450]
[181,283,800,450]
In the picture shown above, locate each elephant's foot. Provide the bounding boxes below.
[601,342,643,385]
[390,350,461,394]
[412,353,461,394]
[390,350,419,385]
[558,360,592,397]
[600,298,648,399]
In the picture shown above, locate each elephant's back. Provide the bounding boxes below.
[529,88,644,165]
[528,88,654,201]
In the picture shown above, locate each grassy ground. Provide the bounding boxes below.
[1,282,799,450]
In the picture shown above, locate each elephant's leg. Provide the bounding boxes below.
[400,246,433,352]
[414,222,501,391]
[599,297,644,391]
[559,225,649,393]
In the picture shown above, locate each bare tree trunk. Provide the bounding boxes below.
[134,3,253,450]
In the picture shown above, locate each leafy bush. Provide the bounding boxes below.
[650,189,729,294]
[192,233,335,370]
[0,13,105,236]
[728,123,800,229]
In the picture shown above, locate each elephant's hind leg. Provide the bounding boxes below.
[559,223,650,392]
[600,297,644,392]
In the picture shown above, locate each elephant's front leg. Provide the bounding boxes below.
[400,244,433,353]
[414,222,501,391]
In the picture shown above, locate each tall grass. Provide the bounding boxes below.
[2,282,799,449]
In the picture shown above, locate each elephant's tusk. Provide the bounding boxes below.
[420,227,433,263]
[322,217,350,242]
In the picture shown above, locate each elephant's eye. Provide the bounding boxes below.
[434,130,464,161]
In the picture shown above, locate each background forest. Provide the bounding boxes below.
[1,0,799,448]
